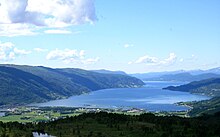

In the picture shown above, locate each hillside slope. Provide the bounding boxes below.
[1,112,220,137]
[0,65,144,106]
[164,78,220,116]
[164,78,220,96]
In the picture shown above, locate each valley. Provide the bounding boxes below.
[0,0,219,136]
[0,66,220,137]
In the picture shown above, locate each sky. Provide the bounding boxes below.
[0,0,220,73]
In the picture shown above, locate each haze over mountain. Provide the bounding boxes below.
[0,64,144,106]
[131,67,220,82]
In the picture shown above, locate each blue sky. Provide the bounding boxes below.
[0,0,220,73]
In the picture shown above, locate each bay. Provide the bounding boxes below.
[33,81,210,112]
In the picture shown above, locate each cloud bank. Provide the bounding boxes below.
[0,41,98,65]
[0,0,97,36]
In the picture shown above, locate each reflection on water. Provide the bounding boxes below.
[32,132,55,137]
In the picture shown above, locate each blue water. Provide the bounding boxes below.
[33,81,210,112]
[0,112,5,117]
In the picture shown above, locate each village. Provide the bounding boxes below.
[0,106,149,123]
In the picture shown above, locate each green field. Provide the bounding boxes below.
[0,107,83,123]
[0,106,190,126]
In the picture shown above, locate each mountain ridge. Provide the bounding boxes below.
[131,67,220,82]
[164,78,220,116]
[0,64,144,106]
[164,78,220,96]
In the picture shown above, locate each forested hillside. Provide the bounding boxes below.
[1,112,220,137]
[0,65,144,106]
[164,78,220,116]
[164,78,220,96]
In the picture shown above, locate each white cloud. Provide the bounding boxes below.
[0,24,37,37]
[14,48,31,55]
[130,53,177,66]
[44,29,72,34]
[0,0,97,36]
[46,49,99,65]
[46,49,82,60]
[0,41,31,61]
[135,55,158,64]
[79,50,85,57]
[160,53,177,65]
[34,48,48,52]
[27,0,97,27]
[128,61,133,65]
[0,0,45,25]
[124,44,134,48]
[179,58,184,62]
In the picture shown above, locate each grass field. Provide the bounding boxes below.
[0,106,188,123]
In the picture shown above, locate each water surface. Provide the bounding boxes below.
[33,81,210,112]
[0,112,5,117]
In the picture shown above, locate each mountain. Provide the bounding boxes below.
[143,72,220,82]
[186,97,220,116]
[188,67,220,75]
[131,67,220,82]
[164,78,220,116]
[92,69,127,75]
[205,67,220,74]
[164,78,220,96]
[131,70,185,80]
[0,64,144,106]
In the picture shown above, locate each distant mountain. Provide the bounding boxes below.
[188,67,220,75]
[205,67,220,74]
[131,67,220,82]
[131,70,185,80]
[164,78,220,96]
[143,72,220,82]
[0,64,144,106]
[92,69,127,75]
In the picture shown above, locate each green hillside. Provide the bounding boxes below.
[186,97,220,116]
[164,78,220,96]
[0,65,144,106]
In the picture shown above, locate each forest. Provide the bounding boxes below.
[0,111,220,137]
